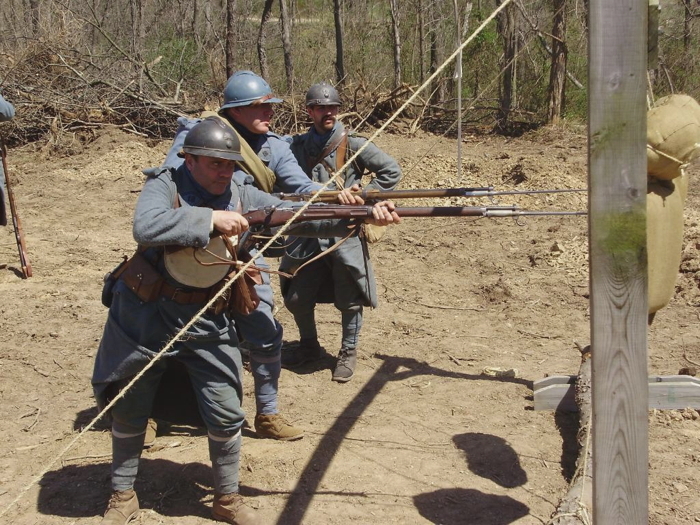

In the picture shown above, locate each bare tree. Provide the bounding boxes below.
[389,0,402,88]
[417,0,425,83]
[333,0,345,85]
[279,0,293,91]
[257,0,274,80]
[495,0,518,130]
[225,0,237,77]
[130,0,146,92]
[547,0,567,124]
[28,0,40,36]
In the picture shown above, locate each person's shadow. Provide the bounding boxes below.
[36,458,265,520]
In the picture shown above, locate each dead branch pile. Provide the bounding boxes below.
[1,39,199,151]
[1,41,498,151]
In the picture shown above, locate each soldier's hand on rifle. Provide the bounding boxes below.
[336,184,364,205]
[367,200,401,226]
[212,210,250,236]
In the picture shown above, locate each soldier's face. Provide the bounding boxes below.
[227,103,275,134]
[185,154,236,195]
[307,104,339,134]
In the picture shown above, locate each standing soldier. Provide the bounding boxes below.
[160,71,359,440]
[280,82,402,382]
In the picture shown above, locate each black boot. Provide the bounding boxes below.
[281,339,322,369]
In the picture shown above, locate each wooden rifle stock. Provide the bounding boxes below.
[275,187,586,202]
[241,204,585,230]
[0,140,31,278]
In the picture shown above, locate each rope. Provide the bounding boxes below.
[0,0,516,518]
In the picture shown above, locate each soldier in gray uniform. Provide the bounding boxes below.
[0,92,16,226]
[92,118,399,525]
[280,82,402,382]
[159,71,361,441]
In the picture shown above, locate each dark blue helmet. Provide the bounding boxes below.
[220,70,283,110]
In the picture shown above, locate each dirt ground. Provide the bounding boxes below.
[1,123,699,525]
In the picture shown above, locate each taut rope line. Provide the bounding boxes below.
[0,0,515,518]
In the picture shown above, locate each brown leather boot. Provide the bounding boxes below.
[143,418,157,448]
[101,489,139,525]
[254,413,304,441]
[212,492,261,525]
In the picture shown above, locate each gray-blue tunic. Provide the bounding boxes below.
[92,164,359,425]
[280,121,402,307]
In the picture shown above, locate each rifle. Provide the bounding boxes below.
[274,187,587,203]
[0,140,32,278]
[242,204,585,230]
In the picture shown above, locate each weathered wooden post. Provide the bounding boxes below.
[589,1,649,523]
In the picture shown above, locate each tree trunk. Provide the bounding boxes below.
[28,0,40,36]
[279,0,294,91]
[428,0,443,109]
[389,0,402,89]
[257,0,274,81]
[225,0,237,78]
[550,346,593,524]
[683,0,692,54]
[333,0,345,85]
[130,0,146,93]
[547,0,567,124]
[496,0,517,131]
[418,0,425,83]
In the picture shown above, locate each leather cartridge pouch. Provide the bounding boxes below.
[120,252,165,302]
[220,237,264,316]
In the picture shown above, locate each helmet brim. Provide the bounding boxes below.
[179,147,244,161]
[220,96,283,110]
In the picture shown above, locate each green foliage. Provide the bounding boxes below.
[146,30,210,87]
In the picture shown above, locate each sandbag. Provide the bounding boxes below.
[647,174,688,314]
[656,93,700,123]
[647,95,700,181]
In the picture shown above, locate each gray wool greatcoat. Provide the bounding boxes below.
[92,164,361,425]
[280,121,401,308]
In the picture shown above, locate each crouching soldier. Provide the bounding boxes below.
[92,117,399,524]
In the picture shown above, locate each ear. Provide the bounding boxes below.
[184,153,196,171]
[306,107,314,119]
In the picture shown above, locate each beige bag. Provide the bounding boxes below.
[647,174,688,314]
[362,223,387,243]
[647,95,700,180]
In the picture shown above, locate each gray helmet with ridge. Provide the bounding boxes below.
[220,70,283,110]
[180,117,244,161]
[305,82,341,107]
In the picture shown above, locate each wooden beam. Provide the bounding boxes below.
[589,0,649,523]
[533,375,700,411]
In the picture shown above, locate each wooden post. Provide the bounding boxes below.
[589,1,649,523]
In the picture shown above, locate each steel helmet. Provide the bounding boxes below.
[180,117,244,161]
[305,82,341,107]
[220,70,283,110]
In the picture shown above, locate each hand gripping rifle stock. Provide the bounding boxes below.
[0,140,31,278]
[241,204,586,231]
[274,187,587,203]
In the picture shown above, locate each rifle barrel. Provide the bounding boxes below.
[276,187,586,202]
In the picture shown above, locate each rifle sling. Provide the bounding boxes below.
[308,129,349,190]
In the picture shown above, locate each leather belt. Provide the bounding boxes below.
[157,279,222,305]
